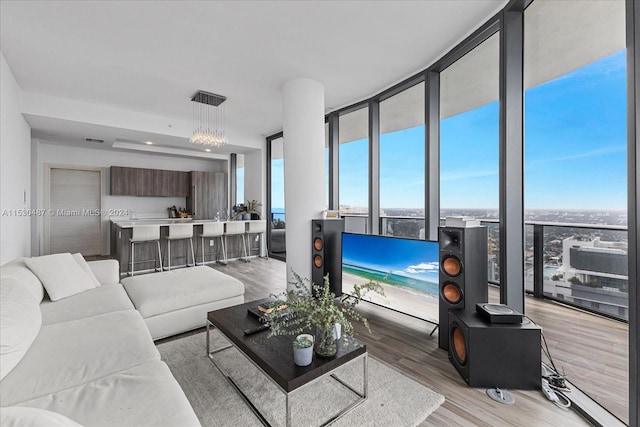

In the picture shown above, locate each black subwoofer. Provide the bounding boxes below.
[438,226,488,350]
[448,310,541,390]
[311,219,344,297]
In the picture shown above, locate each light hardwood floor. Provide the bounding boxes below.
[204,257,631,427]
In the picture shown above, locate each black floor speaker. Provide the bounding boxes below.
[448,310,541,390]
[311,219,344,297]
[438,226,488,350]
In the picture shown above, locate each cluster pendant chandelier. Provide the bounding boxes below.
[190,90,228,147]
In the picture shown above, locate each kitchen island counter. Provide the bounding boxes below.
[111,218,226,228]
[110,219,261,275]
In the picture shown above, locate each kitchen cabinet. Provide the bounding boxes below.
[167,171,190,197]
[110,166,190,197]
[110,166,138,195]
[188,171,227,219]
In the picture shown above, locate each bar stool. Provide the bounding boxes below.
[197,222,225,265]
[164,223,195,271]
[129,225,162,276]
[243,220,267,262]
[223,221,246,264]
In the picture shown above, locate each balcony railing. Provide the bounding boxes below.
[341,213,629,321]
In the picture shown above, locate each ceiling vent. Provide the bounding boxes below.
[85,138,104,143]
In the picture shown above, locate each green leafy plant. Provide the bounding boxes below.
[265,270,384,347]
[292,336,313,349]
[245,199,262,214]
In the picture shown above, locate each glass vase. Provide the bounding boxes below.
[314,325,337,358]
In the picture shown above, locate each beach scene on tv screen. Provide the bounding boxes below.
[341,233,439,323]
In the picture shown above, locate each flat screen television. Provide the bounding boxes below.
[341,233,440,324]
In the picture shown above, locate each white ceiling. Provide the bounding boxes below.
[0,0,508,156]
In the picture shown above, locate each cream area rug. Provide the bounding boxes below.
[157,331,445,427]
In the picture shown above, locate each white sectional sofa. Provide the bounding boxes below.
[0,254,206,427]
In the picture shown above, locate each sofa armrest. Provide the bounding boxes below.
[87,260,120,285]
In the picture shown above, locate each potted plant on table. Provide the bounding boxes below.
[292,335,314,366]
[245,199,262,220]
[265,271,384,358]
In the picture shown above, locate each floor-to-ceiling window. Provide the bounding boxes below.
[379,82,425,239]
[265,2,636,420]
[236,154,244,204]
[269,136,286,259]
[339,106,369,233]
[439,32,500,282]
[524,1,628,421]
[325,122,329,209]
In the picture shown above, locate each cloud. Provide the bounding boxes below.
[405,261,439,274]
[542,145,625,163]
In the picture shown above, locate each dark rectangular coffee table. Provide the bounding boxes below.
[206,299,368,427]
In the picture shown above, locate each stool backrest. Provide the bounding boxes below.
[168,223,194,239]
[247,220,267,233]
[131,225,160,242]
[224,221,245,235]
[202,222,224,237]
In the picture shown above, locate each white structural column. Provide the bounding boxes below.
[282,78,326,288]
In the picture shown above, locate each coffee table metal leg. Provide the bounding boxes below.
[364,352,368,398]
[206,321,210,355]
[321,353,368,426]
[286,393,291,427]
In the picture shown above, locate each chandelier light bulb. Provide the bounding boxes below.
[189,91,228,148]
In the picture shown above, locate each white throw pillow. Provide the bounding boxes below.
[0,407,83,427]
[71,253,101,288]
[24,253,96,301]
[0,278,42,380]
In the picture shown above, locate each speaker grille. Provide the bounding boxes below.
[313,254,323,268]
[442,282,463,304]
[314,238,323,251]
[441,255,462,277]
[452,327,467,365]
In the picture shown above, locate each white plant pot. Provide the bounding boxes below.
[293,345,313,366]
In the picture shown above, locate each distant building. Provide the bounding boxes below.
[553,237,628,318]
[560,237,628,288]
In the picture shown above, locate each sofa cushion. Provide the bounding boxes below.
[0,310,159,406]
[0,407,83,427]
[71,253,102,288]
[40,283,135,325]
[24,253,97,301]
[87,259,120,286]
[0,258,44,302]
[122,266,244,318]
[0,278,42,380]
[15,361,201,427]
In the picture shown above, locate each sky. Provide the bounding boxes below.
[271,49,627,213]
[342,233,439,282]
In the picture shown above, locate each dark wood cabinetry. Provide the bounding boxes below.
[168,170,190,197]
[110,166,190,197]
[187,171,227,219]
[110,166,138,195]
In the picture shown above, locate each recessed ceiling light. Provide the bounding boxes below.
[145,141,153,145]
[205,149,211,152]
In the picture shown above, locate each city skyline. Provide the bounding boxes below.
[270,49,627,213]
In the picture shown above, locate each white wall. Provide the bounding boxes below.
[244,149,266,218]
[32,140,227,255]
[1,52,31,265]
